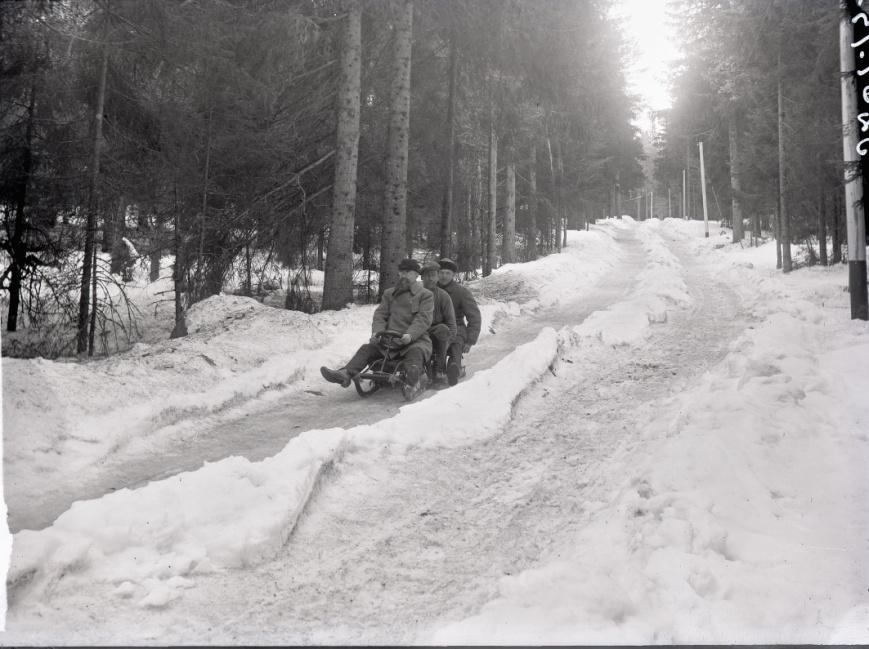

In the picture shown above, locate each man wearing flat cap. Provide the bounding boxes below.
[321,258,433,391]
[420,261,457,381]
[437,258,481,386]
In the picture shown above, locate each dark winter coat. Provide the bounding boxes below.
[372,280,433,358]
[437,280,481,346]
[430,285,457,339]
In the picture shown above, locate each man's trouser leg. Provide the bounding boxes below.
[344,343,382,375]
[401,347,427,385]
[428,323,451,374]
[446,331,466,369]
[445,329,466,386]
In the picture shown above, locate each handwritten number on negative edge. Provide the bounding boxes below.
[852,32,869,48]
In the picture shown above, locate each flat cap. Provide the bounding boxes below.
[397,258,421,273]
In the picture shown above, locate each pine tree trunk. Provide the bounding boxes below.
[527,142,538,261]
[556,149,563,247]
[502,145,516,264]
[194,109,213,299]
[751,204,763,246]
[456,188,470,271]
[171,180,188,339]
[88,244,98,355]
[109,199,127,276]
[819,188,828,266]
[439,30,457,259]
[832,190,843,264]
[77,44,108,353]
[149,212,162,282]
[729,113,744,244]
[558,139,566,248]
[472,158,482,273]
[322,0,362,310]
[775,204,782,269]
[777,58,792,272]
[545,135,553,249]
[614,170,621,219]
[379,0,413,296]
[485,112,497,276]
[7,84,36,333]
[362,219,372,302]
[102,205,113,252]
[552,136,563,253]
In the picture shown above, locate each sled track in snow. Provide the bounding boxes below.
[2,227,751,645]
[164,232,750,645]
[7,231,634,534]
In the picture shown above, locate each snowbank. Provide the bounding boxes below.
[470,223,624,342]
[7,326,564,609]
[10,429,345,608]
[3,223,625,536]
[571,218,690,344]
[2,297,372,510]
[426,219,869,644]
[7,220,661,610]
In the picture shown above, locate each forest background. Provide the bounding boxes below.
[0,0,852,359]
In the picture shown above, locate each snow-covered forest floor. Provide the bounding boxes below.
[2,217,868,644]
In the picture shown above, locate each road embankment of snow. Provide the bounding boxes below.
[6,327,562,610]
[3,224,625,517]
[6,218,685,611]
[425,219,869,644]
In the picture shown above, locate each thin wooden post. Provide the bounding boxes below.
[699,141,710,238]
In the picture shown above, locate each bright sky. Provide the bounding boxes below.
[610,0,680,114]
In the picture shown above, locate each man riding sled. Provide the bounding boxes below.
[320,258,434,392]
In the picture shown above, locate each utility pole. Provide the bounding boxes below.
[699,141,710,238]
[777,52,793,273]
[651,189,655,219]
[683,168,687,219]
[668,186,672,219]
[686,143,691,219]
[840,12,869,319]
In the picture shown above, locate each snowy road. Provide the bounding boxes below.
[8,219,867,644]
[3,224,748,644]
[9,232,638,533]
[149,235,744,645]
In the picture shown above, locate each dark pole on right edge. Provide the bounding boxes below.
[841,7,869,320]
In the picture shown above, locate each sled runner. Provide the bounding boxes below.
[352,330,432,402]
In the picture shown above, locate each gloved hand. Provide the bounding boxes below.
[463,343,471,354]
[400,333,412,345]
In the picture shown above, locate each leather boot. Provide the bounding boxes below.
[320,366,351,388]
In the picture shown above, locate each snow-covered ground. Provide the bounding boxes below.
[2,217,867,644]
